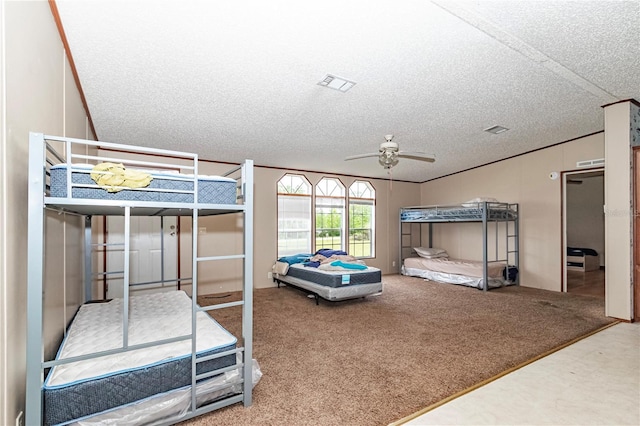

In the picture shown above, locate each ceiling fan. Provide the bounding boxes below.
[344,135,435,169]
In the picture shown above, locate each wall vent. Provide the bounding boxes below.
[576,158,605,168]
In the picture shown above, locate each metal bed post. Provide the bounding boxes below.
[84,216,93,302]
[398,210,402,271]
[190,158,199,414]
[123,206,131,348]
[513,204,520,285]
[26,132,46,426]
[242,160,254,406]
[482,202,488,291]
[160,216,165,287]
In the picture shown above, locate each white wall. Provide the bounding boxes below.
[566,174,605,266]
[1,1,89,424]
[420,133,605,292]
[0,1,6,423]
[604,101,635,320]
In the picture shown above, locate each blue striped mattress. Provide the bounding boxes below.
[49,164,237,204]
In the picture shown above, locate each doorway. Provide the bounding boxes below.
[562,169,605,298]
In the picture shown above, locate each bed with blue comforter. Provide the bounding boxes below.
[272,249,382,304]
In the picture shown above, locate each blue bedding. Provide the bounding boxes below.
[278,249,350,268]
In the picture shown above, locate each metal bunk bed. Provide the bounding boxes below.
[399,202,519,291]
[26,132,254,425]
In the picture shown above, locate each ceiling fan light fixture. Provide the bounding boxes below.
[379,151,399,169]
[484,125,509,134]
[317,74,356,92]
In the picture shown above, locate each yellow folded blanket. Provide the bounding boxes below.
[90,162,153,193]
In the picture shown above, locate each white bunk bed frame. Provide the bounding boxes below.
[26,132,254,425]
[399,202,520,291]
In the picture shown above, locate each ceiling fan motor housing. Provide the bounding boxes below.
[379,141,399,152]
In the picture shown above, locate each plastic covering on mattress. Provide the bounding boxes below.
[402,266,507,289]
[44,291,237,426]
[49,164,237,204]
[69,355,262,426]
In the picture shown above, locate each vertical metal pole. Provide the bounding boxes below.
[482,202,488,291]
[160,216,165,287]
[26,132,45,426]
[191,156,199,413]
[84,216,93,302]
[505,214,509,273]
[123,206,130,347]
[494,217,498,261]
[243,160,254,406]
[515,204,520,285]
[398,211,402,271]
[428,222,433,248]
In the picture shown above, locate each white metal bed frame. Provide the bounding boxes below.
[26,132,254,425]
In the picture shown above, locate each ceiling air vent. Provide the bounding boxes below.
[483,125,509,134]
[576,158,605,168]
[317,74,356,92]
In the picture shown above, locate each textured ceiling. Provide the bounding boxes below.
[54,0,640,183]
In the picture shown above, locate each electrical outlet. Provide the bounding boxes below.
[16,411,24,426]
[392,261,396,267]
[267,272,273,280]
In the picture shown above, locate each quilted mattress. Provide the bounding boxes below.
[43,291,237,426]
[285,263,381,287]
[400,205,517,222]
[275,263,383,302]
[50,164,237,204]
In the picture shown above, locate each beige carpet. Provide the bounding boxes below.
[184,274,615,426]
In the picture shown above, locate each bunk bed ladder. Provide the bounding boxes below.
[506,203,520,286]
[399,218,422,271]
[187,159,254,419]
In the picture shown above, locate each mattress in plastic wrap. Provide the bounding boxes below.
[43,291,237,426]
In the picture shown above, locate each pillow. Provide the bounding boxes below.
[413,247,447,258]
[462,197,498,207]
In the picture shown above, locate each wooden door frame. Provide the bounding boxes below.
[633,147,640,322]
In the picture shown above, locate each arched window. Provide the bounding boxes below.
[349,181,375,258]
[277,174,312,257]
[315,177,346,252]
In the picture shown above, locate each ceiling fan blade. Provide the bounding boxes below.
[397,151,435,163]
[344,152,380,161]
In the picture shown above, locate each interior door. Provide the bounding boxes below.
[106,216,178,298]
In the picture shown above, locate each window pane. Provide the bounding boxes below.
[316,178,345,252]
[349,181,375,258]
[278,175,311,257]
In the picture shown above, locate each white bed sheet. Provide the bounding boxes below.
[403,257,505,278]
